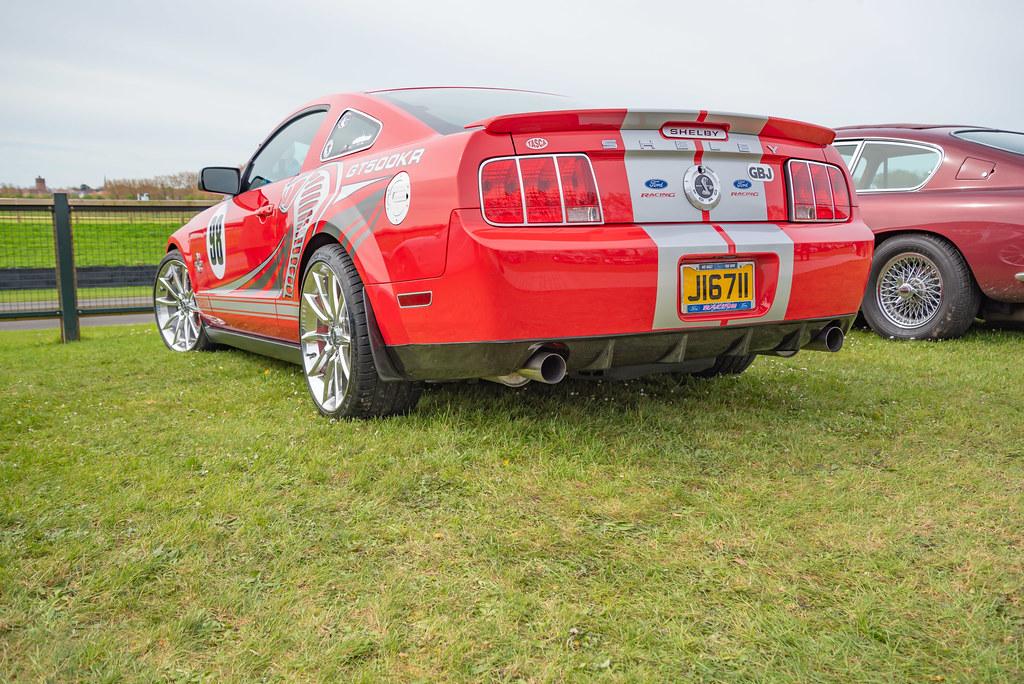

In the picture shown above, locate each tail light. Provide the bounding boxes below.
[787,160,852,222]
[479,159,523,224]
[480,154,603,226]
[827,166,852,220]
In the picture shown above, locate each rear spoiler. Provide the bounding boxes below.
[467,108,836,146]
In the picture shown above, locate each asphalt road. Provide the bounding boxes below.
[0,313,152,331]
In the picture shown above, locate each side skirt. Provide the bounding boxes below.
[205,327,302,365]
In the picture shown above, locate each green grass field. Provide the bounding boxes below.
[1,325,1021,682]
[0,215,189,269]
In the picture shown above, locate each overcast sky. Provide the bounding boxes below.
[3,0,1022,188]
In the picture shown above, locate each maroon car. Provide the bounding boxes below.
[834,126,1024,339]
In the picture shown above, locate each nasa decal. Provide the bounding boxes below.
[683,164,721,210]
[205,205,228,279]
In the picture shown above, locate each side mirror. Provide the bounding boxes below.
[199,166,240,195]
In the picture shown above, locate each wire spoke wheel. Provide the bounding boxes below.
[154,258,202,351]
[876,252,944,329]
[299,261,353,413]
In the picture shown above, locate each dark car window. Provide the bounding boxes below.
[833,142,860,171]
[852,141,941,191]
[321,110,381,160]
[371,88,579,135]
[954,129,1024,156]
[245,110,327,191]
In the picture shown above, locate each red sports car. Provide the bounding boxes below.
[155,87,874,418]
[834,125,1024,339]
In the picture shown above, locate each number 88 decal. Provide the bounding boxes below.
[205,205,227,279]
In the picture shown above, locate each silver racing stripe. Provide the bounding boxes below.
[641,224,730,330]
[196,294,299,320]
[717,224,794,325]
[621,129,768,223]
[640,223,795,330]
[622,138,701,223]
[702,112,769,135]
[706,133,767,223]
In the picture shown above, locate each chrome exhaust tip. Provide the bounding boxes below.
[805,324,845,353]
[518,351,567,384]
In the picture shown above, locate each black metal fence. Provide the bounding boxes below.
[0,194,214,339]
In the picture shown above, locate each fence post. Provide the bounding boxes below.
[52,193,79,342]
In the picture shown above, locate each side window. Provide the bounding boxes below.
[833,142,860,171]
[244,110,328,191]
[852,142,942,191]
[321,110,381,160]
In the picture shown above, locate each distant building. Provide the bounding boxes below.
[34,176,47,193]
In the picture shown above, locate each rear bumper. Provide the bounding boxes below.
[389,315,854,381]
[367,211,874,375]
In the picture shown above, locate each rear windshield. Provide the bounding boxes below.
[371,88,579,135]
[953,129,1024,156]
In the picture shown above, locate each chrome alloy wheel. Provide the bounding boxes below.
[299,261,353,413]
[154,259,202,351]
[876,253,944,329]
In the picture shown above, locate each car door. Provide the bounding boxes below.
[191,108,329,338]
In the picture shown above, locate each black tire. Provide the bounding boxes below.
[692,354,757,378]
[299,243,421,419]
[862,234,979,340]
[154,249,215,352]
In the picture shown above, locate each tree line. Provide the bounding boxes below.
[0,172,221,200]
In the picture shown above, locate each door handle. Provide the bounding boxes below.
[255,204,276,219]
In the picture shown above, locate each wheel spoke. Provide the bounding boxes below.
[338,343,351,377]
[159,277,181,301]
[333,352,343,405]
[330,275,343,324]
[321,356,335,404]
[301,330,329,342]
[312,271,334,320]
[337,300,349,331]
[172,264,187,297]
[310,343,335,375]
[162,309,180,332]
[172,313,183,347]
[304,292,331,323]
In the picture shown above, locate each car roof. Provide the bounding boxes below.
[364,86,563,96]
[835,124,984,132]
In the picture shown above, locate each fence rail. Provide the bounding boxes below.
[0,194,215,338]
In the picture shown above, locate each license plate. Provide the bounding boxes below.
[681,261,755,314]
